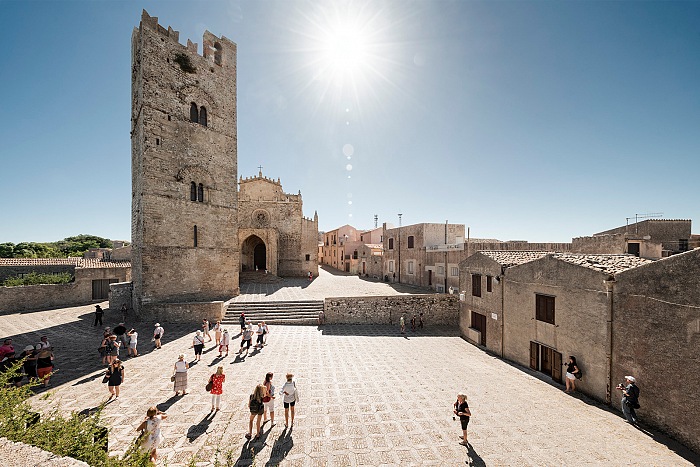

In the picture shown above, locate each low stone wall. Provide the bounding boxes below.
[324,294,459,325]
[109,282,133,311]
[140,301,225,323]
[0,437,88,466]
[0,282,82,314]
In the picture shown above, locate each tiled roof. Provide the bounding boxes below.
[365,244,383,249]
[479,251,552,268]
[467,238,503,243]
[552,254,653,275]
[0,258,130,269]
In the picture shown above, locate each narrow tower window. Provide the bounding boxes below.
[214,42,223,66]
[199,106,208,127]
[194,225,198,247]
[190,182,197,201]
[197,183,204,202]
[190,103,198,123]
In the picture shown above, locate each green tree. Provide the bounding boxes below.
[0,242,14,258]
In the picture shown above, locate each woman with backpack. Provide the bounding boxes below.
[565,356,581,393]
[246,384,266,440]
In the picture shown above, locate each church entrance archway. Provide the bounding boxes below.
[241,235,267,272]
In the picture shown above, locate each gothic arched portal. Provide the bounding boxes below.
[241,235,267,272]
[254,243,266,270]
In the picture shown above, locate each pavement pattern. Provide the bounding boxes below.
[1,270,698,466]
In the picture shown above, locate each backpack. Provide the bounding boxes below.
[575,368,583,380]
[249,394,263,412]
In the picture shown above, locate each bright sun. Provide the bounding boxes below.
[321,25,369,73]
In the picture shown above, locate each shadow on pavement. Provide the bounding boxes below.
[156,394,181,412]
[187,411,215,442]
[466,442,486,466]
[319,324,460,338]
[266,426,293,466]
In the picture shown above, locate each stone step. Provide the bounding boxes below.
[224,300,324,326]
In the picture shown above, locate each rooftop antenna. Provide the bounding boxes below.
[374,214,378,228]
[625,212,663,234]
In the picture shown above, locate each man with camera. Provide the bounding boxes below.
[616,376,640,425]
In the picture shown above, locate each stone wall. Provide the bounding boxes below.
[0,264,77,282]
[324,294,459,325]
[140,300,226,323]
[109,282,133,312]
[595,219,691,252]
[613,249,700,453]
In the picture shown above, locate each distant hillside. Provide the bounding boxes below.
[0,235,126,258]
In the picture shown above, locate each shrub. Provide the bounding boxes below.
[0,363,152,466]
[2,272,73,287]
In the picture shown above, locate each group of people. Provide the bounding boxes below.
[0,336,54,387]
[399,312,424,334]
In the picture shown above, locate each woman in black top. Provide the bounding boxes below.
[453,392,472,446]
[106,359,125,400]
[565,356,580,393]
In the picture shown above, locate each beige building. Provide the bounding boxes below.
[238,171,318,277]
[321,225,360,271]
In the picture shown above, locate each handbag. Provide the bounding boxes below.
[102,373,109,384]
[205,376,213,392]
[170,375,176,382]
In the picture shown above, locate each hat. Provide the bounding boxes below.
[155,323,160,327]
[625,376,636,383]
[24,345,35,352]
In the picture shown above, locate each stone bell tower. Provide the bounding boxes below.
[131,10,239,317]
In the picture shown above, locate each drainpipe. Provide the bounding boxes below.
[603,277,616,404]
[500,266,505,358]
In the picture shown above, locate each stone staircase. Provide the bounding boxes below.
[224,300,323,326]
[239,270,284,283]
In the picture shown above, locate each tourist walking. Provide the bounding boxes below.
[400,314,406,334]
[208,366,225,411]
[565,356,581,393]
[21,345,38,381]
[153,323,164,349]
[120,303,128,322]
[261,321,269,345]
[192,330,205,361]
[37,335,51,350]
[246,384,266,440]
[280,373,299,427]
[218,329,230,357]
[238,322,254,356]
[0,339,14,359]
[99,334,110,364]
[239,312,246,332]
[136,406,167,463]
[172,354,189,396]
[419,312,424,328]
[411,314,417,331]
[213,320,222,346]
[202,319,212,342]
[318,310,325,326]
[113,323,128,350]
[262,372,276,426]
[254,322,265,349]
[94,305,104,326]
[106,358,124,399]
[453,392,472,445]
[617,376,640,425]
[127,328,138,357]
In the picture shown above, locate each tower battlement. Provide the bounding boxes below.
[138,10,236,67]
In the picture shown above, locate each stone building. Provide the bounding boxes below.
[321,225,360,271]
[238,171,318,277]
[131,11,239,317]
[459,249,700,453]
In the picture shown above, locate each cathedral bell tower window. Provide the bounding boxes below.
[197,183,204,202]
[190,182,197,201]
[190,103,198,123]
[199,107,207,127]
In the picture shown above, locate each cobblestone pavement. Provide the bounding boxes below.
[234,265,426,302]
[1,290,697,465]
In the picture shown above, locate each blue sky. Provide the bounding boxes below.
[1,0,698,244]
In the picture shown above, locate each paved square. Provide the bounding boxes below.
[2,298,697,466]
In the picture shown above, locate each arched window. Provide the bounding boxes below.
[199,106,207,127]
[190,182,197,201]
[214,42,223,66]
[190,103,198,123]
[197,183,204,202]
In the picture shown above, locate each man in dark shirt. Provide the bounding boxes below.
[617,376,640,425]
[94,305,104,326]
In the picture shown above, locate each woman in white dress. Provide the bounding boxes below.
[172,354,189,396]
[218,329,230,357]
[137,406,167,462]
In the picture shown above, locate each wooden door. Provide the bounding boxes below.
[541,346,553,375]
[471,311,486,345]
[530,342,540,370]
[552,350,563,383]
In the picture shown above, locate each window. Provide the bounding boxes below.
[305,254,311,261]
[389,260,394,272]
[437,266,444,275]
[451,267,459,277]
[190,182,197,201]
[197,183,204,202]
[193,225,198,247]
[486,275,492,292]
[214,42,223,66]
[408,261,414,274]
[360,235,364,242]
[199,106,208,127]
[407,236,414,248]
[536,294,555,324]
[388,238,394,250]
[190,103,198,123]
[679,239,689,251]
[353,250,358,259]
[472,274,481,297]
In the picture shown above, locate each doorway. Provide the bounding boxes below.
[428,270,432,286]
[254,243,266,270]
[530,342,562,383]
[470,311,486,345]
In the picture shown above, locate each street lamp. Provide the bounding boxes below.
[398,214,402,283]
